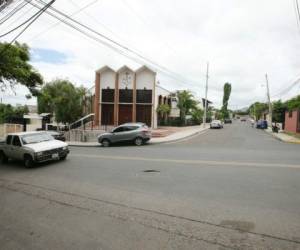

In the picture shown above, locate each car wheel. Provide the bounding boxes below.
[24,155,34,168]
[101,139,110,147]
[60,155,67,160]
[0,151,8,164]
[134,137,143,146]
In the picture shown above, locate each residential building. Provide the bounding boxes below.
[284,109,300,134]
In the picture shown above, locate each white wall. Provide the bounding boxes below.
[118,70,134,89]
[100,70,116,101]
[136,70,155,90]
[153,85,172,129]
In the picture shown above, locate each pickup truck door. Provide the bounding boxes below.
[3,135,13,158]
[10,136,23,160]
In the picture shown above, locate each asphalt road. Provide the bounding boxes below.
[1,121,300,249]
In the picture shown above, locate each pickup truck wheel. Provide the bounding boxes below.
[24,155,34,168]
[101,139,110,147]
[134,137,143,146]
[0,151,8,163]
[60,155,67,160]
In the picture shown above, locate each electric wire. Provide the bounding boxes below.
[0,0,31,25]
[0,1,47,38]
[0,0,54,56]
[28,0,207,91]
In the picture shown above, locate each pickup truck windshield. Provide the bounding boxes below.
[21,133,54,145]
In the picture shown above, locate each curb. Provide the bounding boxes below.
[149,128,209,145]
[264,130,300,144]
[67,127,209,147]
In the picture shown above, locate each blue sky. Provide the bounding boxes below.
[30,48,67,64]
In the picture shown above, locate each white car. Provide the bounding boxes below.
[210,120,223,129]
[0,131,69,167]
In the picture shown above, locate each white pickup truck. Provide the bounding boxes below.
[0,131,69,167]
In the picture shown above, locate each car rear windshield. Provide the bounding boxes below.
[21,133,54,145]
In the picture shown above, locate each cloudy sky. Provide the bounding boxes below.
[1,0,300,109]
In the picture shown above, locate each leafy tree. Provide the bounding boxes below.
[249,102,268,120]
[0,104,28,123]
[286,95,300,111]
[38,79,85,124]
[0,42,43,95]
[156,104,170,124]
[177,90,198,125]
[220,83,232,119]
[190,107,203,124]
[272,100,286,123]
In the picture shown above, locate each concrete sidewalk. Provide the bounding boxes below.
[68,125,210,147]
[265,129,300,144]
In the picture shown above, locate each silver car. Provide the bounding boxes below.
[98,123,152,147]
[210,120,223,129]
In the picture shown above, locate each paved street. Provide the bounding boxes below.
[1,121,300,249]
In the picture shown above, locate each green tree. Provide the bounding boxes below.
[156,104,171,124]
[220,83,232,119]
[38,79,85,124]
[0,42,43,95]
[176,90,198,125]
[190,107,203,124]
[249,102,268,120]
[286,95,300,111]
[0,104,28,123]
[272,100,286,123]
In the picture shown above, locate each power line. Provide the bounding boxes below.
[294,0,300,34]
[271,77,300,98]
[0,0,31,25]
[27,0,206,91]
[121,0,179,57]
[26,0,99,42]
[0,1,49,38]
[0,0,54,56]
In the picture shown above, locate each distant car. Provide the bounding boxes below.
[98,123,152,147]
[240,117,247,122]
[47,131,66,141]
[210,120,223,129]
[224,118,232,124]
[256,120,268,129]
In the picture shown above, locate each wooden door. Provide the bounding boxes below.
[101,104,114,125]
[136,105,152,126]
[118,105,133,125]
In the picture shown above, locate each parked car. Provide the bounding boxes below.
[0,131,69,167]
[256,120,268,129]
[47,130,66,141]
[224,118,232,124]
[98,123,152,147]
[210,120,223,129]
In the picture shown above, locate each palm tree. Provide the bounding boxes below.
[177,90,198,125]
[156,104,171,125]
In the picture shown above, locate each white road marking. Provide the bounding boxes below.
[71,154,300,169]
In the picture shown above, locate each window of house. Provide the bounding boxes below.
[136,90,152,103]
[102,89,114,102]
[289,111,293,118]
[119,89,133,103]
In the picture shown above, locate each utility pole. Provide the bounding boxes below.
[265,74,272,127]
[203,62,209,127]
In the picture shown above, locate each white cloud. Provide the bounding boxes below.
[1,0,300,108]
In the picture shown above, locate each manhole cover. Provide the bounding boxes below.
[143,169,160,173]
